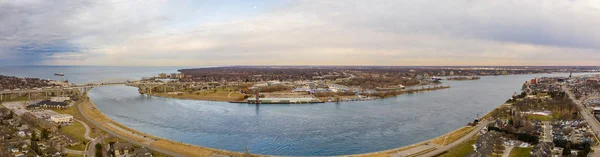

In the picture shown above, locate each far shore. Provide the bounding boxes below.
[137,85,451,104]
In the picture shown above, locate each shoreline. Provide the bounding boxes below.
[81,87,493,157]
[140,85,451,104]
[79,98,253,157]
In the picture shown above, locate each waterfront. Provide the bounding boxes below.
[1,66,594,156]
[0,66,186,84]
[87,73,580,156]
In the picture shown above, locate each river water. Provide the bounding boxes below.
[0,66,584,156]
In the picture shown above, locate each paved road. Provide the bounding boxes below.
[75,119,93,140]
[64,148,85,155]
[420,120,488,157]
[563,85,600,155]
[73,119,104,157]
[502,145,514,157]
[542,121,553,142]
[86,135,104,157]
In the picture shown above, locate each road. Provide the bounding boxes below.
[73,119,103,157]
[542,121,552,142]
[420,120,488,157]
[502,146,514,157]
[563,85,600,156]
[64,148,85,155]
[76,101,187,157]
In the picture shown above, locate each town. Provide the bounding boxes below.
[0,77,160,157]
[2,66,600,157]
[429,75,600,157]
[130,66,597,104]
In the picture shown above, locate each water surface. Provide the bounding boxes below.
[88,73,577,156]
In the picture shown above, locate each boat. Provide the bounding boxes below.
[54,73,64,76]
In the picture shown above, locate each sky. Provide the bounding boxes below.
[1,0,600,66]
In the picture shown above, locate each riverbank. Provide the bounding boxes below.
[142,85,451,104]
[78,98,254,157]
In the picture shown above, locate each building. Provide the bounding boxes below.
[50,97,70,102]
[168,73,185,79]
[27,100,68,109]
[246,97,319,104]
[113,142,134,157]
[50,114,73,124]
[157,73,167,79]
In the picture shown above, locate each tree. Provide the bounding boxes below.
[41,128,50,140]
[563,127,573,135]
[95,143,103,157]
[521,122,535,135]
[563,141,572,156]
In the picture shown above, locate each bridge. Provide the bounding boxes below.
[0,82,127,101]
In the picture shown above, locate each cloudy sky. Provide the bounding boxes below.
[1,0,600,66]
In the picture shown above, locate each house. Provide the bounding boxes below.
[50,114,73,124]
[50,97,70,102]
[27,100,68,109]
[132,147,153,157]
[114,142,134,157]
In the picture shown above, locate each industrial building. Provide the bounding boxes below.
[246,97,320,104]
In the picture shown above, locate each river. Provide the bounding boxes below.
[0,66,586,156]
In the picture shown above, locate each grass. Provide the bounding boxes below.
[152,87,245,102]
[104,136,128,144]
[60,121,87,142]
[64,154,84,157]
[67,144,87,151]
[438,135,479,157]
[508,147,532,157]
[51,102,102,138]
[527,115,553,121]
[431,126,475,145]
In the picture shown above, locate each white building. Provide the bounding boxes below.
[50,114,74,123]
[50,96,70,102]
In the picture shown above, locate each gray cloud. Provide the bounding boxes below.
[1,0,600,66]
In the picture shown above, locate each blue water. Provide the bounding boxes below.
[87,73,579,156]
[0,66,186,84]
[0,66,583,156]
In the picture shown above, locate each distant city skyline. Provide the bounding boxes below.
[1,0,600,66]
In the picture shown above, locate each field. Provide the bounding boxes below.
[67,144,86,151]
[60,121,86,142]
[437,135,479,157]
[430,126,475,145]
[527,115,553,121]
[51,103,102,138]
[153,87,244,102]
[64,154,84,157]
[508,147,533,157]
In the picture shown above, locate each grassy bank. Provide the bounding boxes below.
[430,126,475,145]
[81,99,249,157]
[437,135,479,157]
[508,147,533,157]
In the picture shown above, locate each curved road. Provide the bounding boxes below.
[63,119,95,156]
